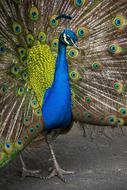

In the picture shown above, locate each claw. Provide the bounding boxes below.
[21,168,42,179]
[20,154,43,179]
[46,167,75,182]
[46,141,75,182]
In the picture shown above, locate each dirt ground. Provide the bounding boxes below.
[0,125,127,190]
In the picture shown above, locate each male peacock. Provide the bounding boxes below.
[0,0,127,181]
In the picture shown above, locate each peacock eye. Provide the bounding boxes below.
[34,108,42,117]
[26,34,34,46]
[29,7,39,21]
[117,118,124,127]
[30,98,39,109]
[17,86,25,96]
[22,71,28,81]
[67,36,70,41]
[51,38,59,51]
[4,143,14,154]
[113,15,125,30]
[18,47,27,59]
[119,107,127,118]
[114,82,120,90]
[0,84,8,95]
[38,32,47,44]
[107,115,117,125]
[68,48,79,59]
[11,64,20,76]
[29,127,34,134]
[50,15,59,28]
[15,139,24,150]
[77,26,89,39]
[35,123,41,129]
[69,70,79,81]
[108,42,122,55]
[23,117,30,126]
[12,22,22,35]
[75,0,83,7]
[74,0,88,8]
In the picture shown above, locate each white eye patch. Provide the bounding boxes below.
[63,34,70,45]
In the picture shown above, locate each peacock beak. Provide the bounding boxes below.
[74,42,80,49]
[71,39,80,49]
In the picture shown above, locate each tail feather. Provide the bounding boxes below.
[70,0,127,128]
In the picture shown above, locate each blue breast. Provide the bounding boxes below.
[42,42,72,130]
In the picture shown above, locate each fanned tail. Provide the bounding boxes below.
[68,0,127,129]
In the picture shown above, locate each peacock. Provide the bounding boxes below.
[0,0,127,182]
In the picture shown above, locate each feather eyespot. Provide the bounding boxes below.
[113,81,125,93]
[68,48,79,59]
[108,42,122,55]
[35,123,41,129]
[0,84,8,95]
[18,47,27,59]
[77,26,89,39]
[83,96,93,104]
[11,64,20,76]
[29,7,40,21]
[51,38,59,51]
[30,98,39,109]
[92,62,103,71]
[84,112,93,121]
[4,143,13,154]
[12,22,22,35]
[34,108,42,117]
[119,107,127,118]
[29,128,34,133]
[17,86,25,96]
[49,15,60,28]
[26,34,34,46]
[38,32,47,44]
[22,71,28,81]
[23,117,30,126]
[74,0,88,8]
[107,115,117,126]
[15,139,23,150]
[69,70,79,81]
[115,118,124,128]
[113,15,126,30]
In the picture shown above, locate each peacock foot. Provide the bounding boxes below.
[45,165,75,182]
[20,154,43,179]
[21,167,42,179]
[46,141,75,182]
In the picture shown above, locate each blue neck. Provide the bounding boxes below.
[55,41,68,80]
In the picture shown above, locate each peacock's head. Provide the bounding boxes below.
[59,29,79,48]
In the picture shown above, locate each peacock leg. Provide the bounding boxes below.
[45,141,75,182]
[20,154,42,179]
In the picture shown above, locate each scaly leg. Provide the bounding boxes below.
[45,141,75,182]
[20,154,42,179]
